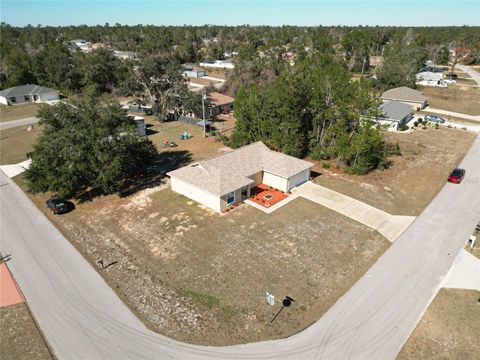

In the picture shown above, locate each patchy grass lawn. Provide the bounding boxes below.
[16,174,389,346]
[312,127,475,216]
[0,303,52,360]
[422,86,480,115]
[0,103,40,122]
[398,289,480,360]
[146,120,229,162]
[0,125,42,165]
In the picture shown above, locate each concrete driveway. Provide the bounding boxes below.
[292,181,415,241]
[457,64,480,86]
[0,117,39,131]
[1,134,479,360]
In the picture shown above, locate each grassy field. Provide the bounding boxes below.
[398,289,480,360]
[0,303,52,360]
[16,174,389,346]
[0,125,42,165]
[422,87,480,115]
[313,127,476,216]
[0,103,40,122]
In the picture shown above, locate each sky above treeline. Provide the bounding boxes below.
[1,0,479,27]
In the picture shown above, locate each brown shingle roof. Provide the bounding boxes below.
[208,92,234,107]
[167,142,313,196]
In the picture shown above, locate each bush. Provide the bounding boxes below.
[322,162,331,169]
[462,127,467,131]
[413,121,419,127]
[435,123,439,129]
[447,124,452,128]
[422,126,427,129]
[398,124,409,131]
[417,118,423,124]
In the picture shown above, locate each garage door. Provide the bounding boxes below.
[288,169,310,191]
[263,172,288,192]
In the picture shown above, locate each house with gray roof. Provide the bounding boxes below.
[378,101,413,130]
[0,84,60,106]
[167,142,313,212]
[380,86,427,110]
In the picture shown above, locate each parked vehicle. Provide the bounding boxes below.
[425,114,446,124]
[46,198,69,214]
[448,168,465,184]
[446,73,458,79]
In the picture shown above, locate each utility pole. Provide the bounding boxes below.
[202,90,207,138]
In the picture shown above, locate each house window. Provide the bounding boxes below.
[24,96,30,101]
[10,97,16,103]
[226,192,235,205]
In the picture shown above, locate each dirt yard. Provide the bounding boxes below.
[422,86,480,115]
[16,175,389,346]
[398,289,480,360]
[313,127,476,215]
[0,303,52,360]
[146,120,229,162]
[0,125,42,165]
[0,103,40,122]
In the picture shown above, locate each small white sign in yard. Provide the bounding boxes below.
[266,292,275,306]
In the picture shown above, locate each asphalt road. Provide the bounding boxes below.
[1,134,479,360]
[458,64,480,86]
[0,117,39,130]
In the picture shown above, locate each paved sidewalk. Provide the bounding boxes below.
[441,249,480,291]
[0,117,39,130]
[292,181,415,241]
[0,159,31,178]
[424,107,480,122]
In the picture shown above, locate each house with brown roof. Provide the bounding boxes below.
[208,92,234,115]
[380,86,427,110]
[167,142,314,212]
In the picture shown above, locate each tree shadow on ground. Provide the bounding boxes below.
[118,149,192,198]
[75,150,192,203]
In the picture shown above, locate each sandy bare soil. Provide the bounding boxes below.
[398,289,480,360]
[422,87,480,115]
[17,175,389,346]
[0,303,52,360]
[313,127,476,216]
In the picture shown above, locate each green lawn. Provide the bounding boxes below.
[0,103,41,122]
[0,125,41,165]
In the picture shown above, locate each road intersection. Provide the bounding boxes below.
[1,134,479,359]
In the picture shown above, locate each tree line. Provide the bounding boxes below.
[228,55,392,175]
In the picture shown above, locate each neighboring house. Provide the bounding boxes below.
[208,92,234,115]
[416,71,447,87]
[380,86,427,110]
[69,39,91,52]
[167,142,314,213]
[113,50,137,60]
[0,84,60,106]
[378,101,413,130]
[182,67,206,78]
[199,60,235,69]
[123,103,153,116]
[127,114,146,136]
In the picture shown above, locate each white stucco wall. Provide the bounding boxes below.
[170,177,221,212]
[288,169,310,190]
[263,172,288,192]
[0,96,8,105]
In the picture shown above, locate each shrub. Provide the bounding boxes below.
[435,123,439,129]
[462,127,467,130]
[322,162,331,169]
[422,126,427,130]
[417,118,423,124]
[398,124,409,131]
[413,121,419,127]
[447,124,452,128]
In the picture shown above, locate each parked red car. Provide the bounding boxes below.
[448,168,465,184]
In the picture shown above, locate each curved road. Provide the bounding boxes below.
[1,135,479,359]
